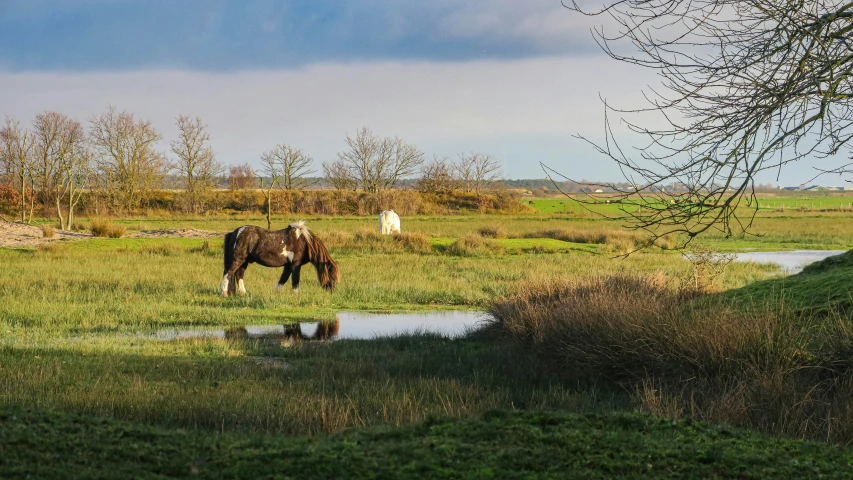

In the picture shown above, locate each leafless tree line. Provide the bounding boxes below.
[0,107,225,225]
[1,110,504,226]
[559,0,853,242]
[417,153,503,195]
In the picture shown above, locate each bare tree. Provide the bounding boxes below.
[333,127,424,192]
[259,152,282,229]
[453,153,501,194]
[471,153,503,194]
[322,159,358,190]
[560,1,853,242]
[228,163,257,190]
[451,154,475,193]
[0,117,35,223]
[260,144,314,190]
[90,106,167,211]
[417,155,457,194]
[171,115,223,214]
[56,137,93,230]
[31,111,84,228]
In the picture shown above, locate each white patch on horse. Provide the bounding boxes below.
[220,274,230,296]
[281,246,294,262]
[233,226,247,249]
[289,220,311,242]
[237,279,246,295]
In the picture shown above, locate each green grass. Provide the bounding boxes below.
[4,211,852,475]
[718,249,853,315]
[1,334,615,435]
[4,407,853,479]
[0,236,712,334]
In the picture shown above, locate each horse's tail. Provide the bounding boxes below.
[306,234,340,292]
[223,230,238,295]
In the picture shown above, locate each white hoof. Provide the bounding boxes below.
[275,283,284,292]
[237,279,247,295]
[292,287,300,293]
[220,275,230,297]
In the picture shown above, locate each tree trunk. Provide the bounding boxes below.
[56,189,66,230]
[19,170,26,223]
[265,188,273,229]
[27,176,36,225]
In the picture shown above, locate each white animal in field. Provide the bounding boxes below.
[378,210,401,235]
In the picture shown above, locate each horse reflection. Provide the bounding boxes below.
[224,319,340,344]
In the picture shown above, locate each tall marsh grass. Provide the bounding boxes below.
[488,273,853,443]
[90,219,126,238]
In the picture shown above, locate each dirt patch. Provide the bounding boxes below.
[129,228,222,239]
[0,221,91,248]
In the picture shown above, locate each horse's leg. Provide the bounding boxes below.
[291,264,302,292]
[222,253,248,297]
[276,263,293,292]
[235,262,249,295]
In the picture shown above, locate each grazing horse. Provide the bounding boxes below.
[221,221,340,296]
[378,210,401,235]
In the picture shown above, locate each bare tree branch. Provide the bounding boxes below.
[555,0,853,243]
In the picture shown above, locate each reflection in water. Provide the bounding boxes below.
[224,319,341,343]
[150,310,488,342]
[733,250,846,274]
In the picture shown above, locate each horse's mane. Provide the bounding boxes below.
[284,220,339,291]
[289,220,312,242]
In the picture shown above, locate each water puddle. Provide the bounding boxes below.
[149,310,491,342]
[733,250,847,273]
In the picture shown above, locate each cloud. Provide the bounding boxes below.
[0,57,661,180]
[0,0,603,72]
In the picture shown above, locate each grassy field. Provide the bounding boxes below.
[522,193,853,215]
[3,206,853,477]
[6,407,853,479]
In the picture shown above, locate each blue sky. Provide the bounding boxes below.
[0,0,592,71]
[0,1,842,184]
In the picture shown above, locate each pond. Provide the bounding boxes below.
[733,250,847,273]
[149,310,492,342]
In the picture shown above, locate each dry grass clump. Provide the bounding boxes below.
[343,230,432,254]
[477,224,507,238]
[90,220,125,238]
[40,225,55,238]
[140,242,185,256]
[36,242,68,254]
[446,233,505,256]
[526,228,646,247]
[487,273,853,443]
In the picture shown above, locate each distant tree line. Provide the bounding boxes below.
[0,108,506,226]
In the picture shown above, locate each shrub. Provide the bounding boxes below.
[487,273,853,443]
[394,232,432,254]
[343,230,432,254]
[477,225,506,239]
[446,233,505,256]
[40,225,55,238]
[91,220,125,238]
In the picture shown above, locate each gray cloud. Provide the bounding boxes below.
[0,56,824,184]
